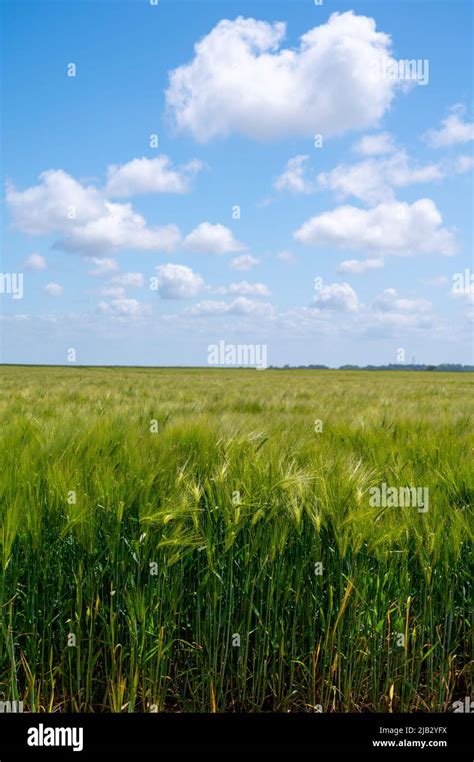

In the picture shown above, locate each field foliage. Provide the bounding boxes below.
[0,367,472,712]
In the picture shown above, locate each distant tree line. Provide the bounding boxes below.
[268,364,474,372]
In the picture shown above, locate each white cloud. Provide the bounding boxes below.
[423,105,474,148]
[154,263,204,299]
[6,170,104,235]
[353,132,396,156]
[337,258,384,274]
[184,222,245,254]
[274,155,314,194]
[186,296,274,317]
[86,257,119,276]
[57,201,181,255]
[317,151,443,205]
[166,12,401,142]
[111,272,145,288]
[223,281,270,297]
[313,282,359,312]
[7,169,182,256]
[364,287,434,330]
[44,282,64,296]
[372,288,431,314]
[450,272,474,304]
[229,254,259,271]
[98,298,150,316]
[294,199,457,257]
[105,156,203,197]
[24,253,47,270]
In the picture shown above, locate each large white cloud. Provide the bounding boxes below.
[105,156,203,197]
[294,199,457,257]
[6,170,104,235]
[56,202,181,255]
[165,12,401,142]
[7,169,182,256]
[184,222,245,254]
[154,263,204,299]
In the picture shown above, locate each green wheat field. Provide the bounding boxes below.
[0,366,472,712]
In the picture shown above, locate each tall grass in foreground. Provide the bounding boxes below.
[0,367,472,711]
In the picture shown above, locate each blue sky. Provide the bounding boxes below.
[1,0,473,366]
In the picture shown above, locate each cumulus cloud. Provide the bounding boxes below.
[313,282,359,312]
[7,169,182,256]
[372,288,431,314]
[154,263,204,299]
[24,253,47,270]
[98,298,151,316]
[219,281,270,297]
[353,132,396,156]
[337,258,384,274]
[274,155,314,193]
[186,296,274,317]
[44,282,64,296]
[294,199,457,257]
[423,104,474,148]
[304,284,434,333]
[6,170,104,235]
[56,202,181,255]
[317,151,443,205]
[86,257,119,276]
[229,254,259,271]
[184,222,245,254]
[166,12,401,142]
[105,156,203,197]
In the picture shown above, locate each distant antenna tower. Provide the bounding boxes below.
[412,356,415,366]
